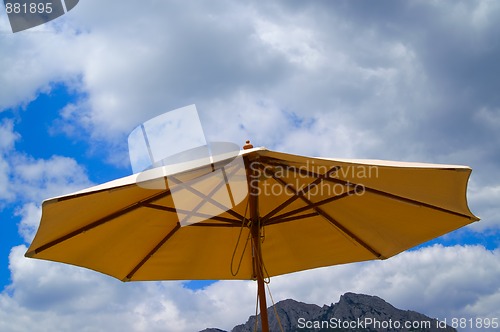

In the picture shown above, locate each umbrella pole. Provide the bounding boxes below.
[251,221,269,332]
[248,158,270,332]
[256,268,269,332]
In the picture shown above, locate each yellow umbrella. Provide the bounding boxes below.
[25,144,478,332]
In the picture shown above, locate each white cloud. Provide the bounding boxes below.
[0,118,92,205]
[2,244,499,332]
[1,1,500,331]
[11,154,92,203]
[0,119,19,151]
[3,0,497,169]
[0,119,19,201]
[254,17,326,70]
[0,156,12,202]
[4,245,254,332]
[0,121,94,256]
[475,107,500,130]
[0,23,85,111]
[268,245,500,331]
[468,183,500,231]
[15,202,41,243]
[1,1,498,161]
[0,0,429,159]
[431,0,500,36]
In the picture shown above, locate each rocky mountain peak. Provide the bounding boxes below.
[203,292,456,332]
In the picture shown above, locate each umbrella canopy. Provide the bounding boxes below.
[25,146,478,331]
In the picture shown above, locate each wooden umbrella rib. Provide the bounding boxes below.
[260,177,321,223]
[286,165,331,179]
[257,163,341,223]
[188,221,248,227]
[259,164,321,220]
[52,183,134,203]
[272,157,475,220]
[271,175,384,259]
[265,212,320,226]
[141,203,177,213]
[167,174,246,222]
[286,163,341,180]
[324,177,476,220]
[221,167,237,207]
[29,161,246,257]
[124,223,181,281]
[264,158,474,220]
[142,203,242,226]
[27,189,173,256]
[177,163,241,225]
[258,156,340,179]
[314,204,384,259]
[266,189,357,224]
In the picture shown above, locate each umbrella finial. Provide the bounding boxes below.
[243,140,254,150]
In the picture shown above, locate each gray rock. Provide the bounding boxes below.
[315,292,455,331]
[232,299,321,332]
[201,292,456,332]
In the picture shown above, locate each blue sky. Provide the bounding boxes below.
[1,1,500,331]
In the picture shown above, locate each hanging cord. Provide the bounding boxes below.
[230,197,252,276]
[252,274,285,332]
[256,221,271,284]
[253,285,259,332]
[266,282,284,332]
